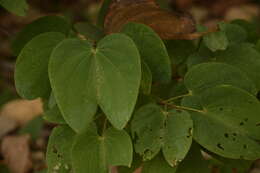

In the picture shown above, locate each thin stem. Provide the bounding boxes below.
[167,104,205,113]
[164,93,191,103]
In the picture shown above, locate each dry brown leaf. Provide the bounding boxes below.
[1,135,32,173]
[104,0,196,40]
[0,99,43,126]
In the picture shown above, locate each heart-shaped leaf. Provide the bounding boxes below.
[15,32,65,99]
[182,86,260,160]
[72,126,133,173]
[184,62,257,95]
[122,22,171,83]
[49,34,141,132]
[46,125,76,173]
[131,104,193,166]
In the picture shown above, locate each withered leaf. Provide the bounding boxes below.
[104,0,196,40]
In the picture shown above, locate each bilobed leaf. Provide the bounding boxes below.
[219,22,247,44]
[104,0,195,40]
[46,125,76,173]
[0,0,28,16]
[15,32,65,100]
[122,22,171,83]
[49,34,141,132]
[184,62,257,95]
[214,43,260,90]
[182,86,260,160]
[72,126,133,173]
[74,22,105,41]
[176,143,211,173]
[131,104,193,166]
[140,61,152,95]
[142,153,177,173]
[12,16,70,55]
[203,31,228,52]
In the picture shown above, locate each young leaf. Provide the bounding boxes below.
[184,62,257,95]
[176,143,211,173]
[49,34,141,131]
[142,153,177,173]
[203,31,229,52]
[72,126,133,173]
[0,0,28,16]
[131,104,193,166]
[15,32,65,100]
[182,86,260,160]
[140,61,152,95]
[74,22,105,41]
[12,16,70,55]
[46,125,76,173]
[215,43,260,90]
[122,22,171,83]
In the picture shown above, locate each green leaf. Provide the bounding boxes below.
[97,0,112,28]
[231,19,260,43]
[131,104,193,166]
[176,143,211,173]
[15,32,65,100]
[165,40,196,65]
[12,16,70,55]
[182,86,260,160]
[214,43,260,90]
[142,153,177,173]
[46,125,76,173]
[0,0,28,16]
[219,22,247,44]
[121,22,171,83]
[74,22,105,41]
[256,39,260,52]
[203,31,229,52]
[72,126,133,173]
[140,61,152,95]
[19,116,44,140]
[49,34,141,132]
[184,62,257,95]
[43,93,66,124]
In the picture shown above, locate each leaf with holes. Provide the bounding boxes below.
[121,22,171,83]
[46,125,75,173]
[0,0,28,16]
[72,126,133,173]
[215,43,260,90]
[15,32,65,100]
[12,16,70,55]
[182,86,260,160]
[49,34,141,132]
[131,104,193,166]
[184,62,257,95]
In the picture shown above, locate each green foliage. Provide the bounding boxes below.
[13,5,260,172]
[0,0,28,16]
